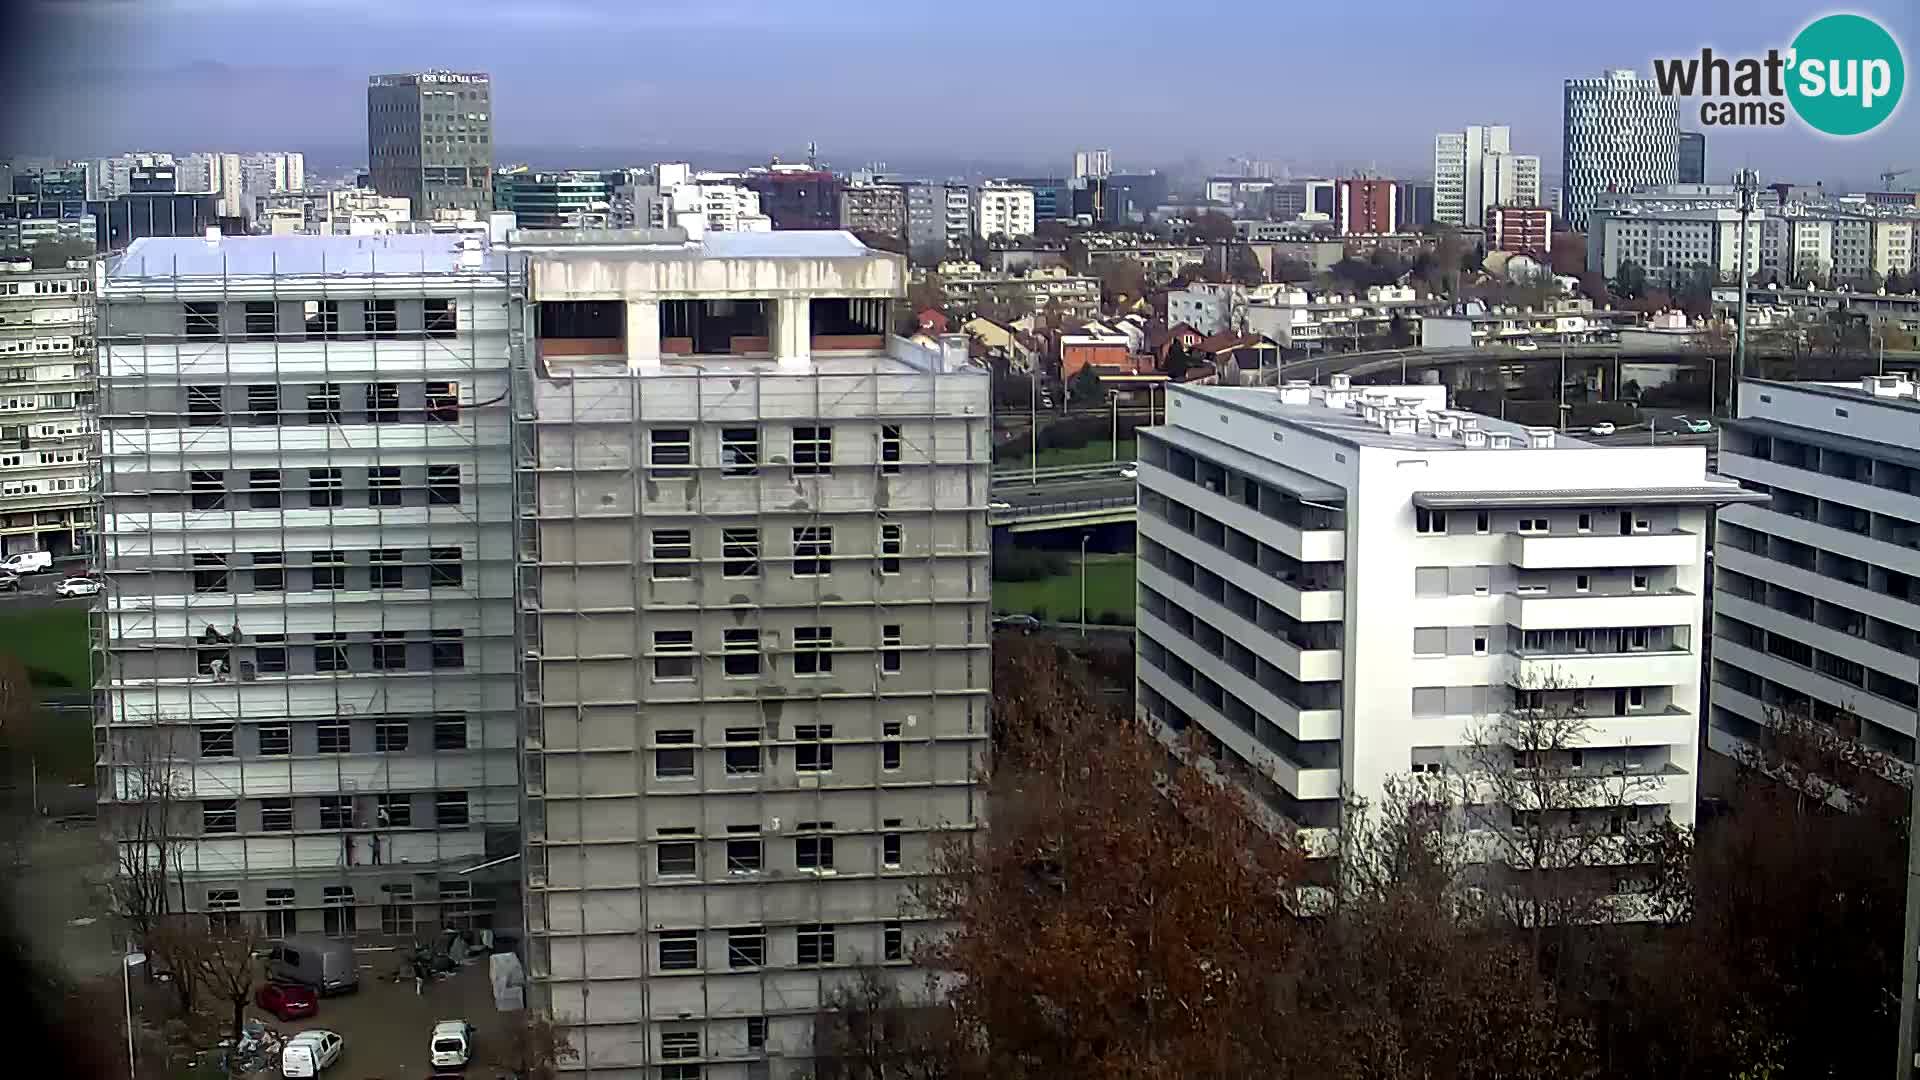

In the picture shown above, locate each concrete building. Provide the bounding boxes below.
[1433,126,1540,228]
[368,70,495,217]
[1592,206,1763,286]
[0,256,97,556]
[942,184,972,259]
[900,182,948,266]
[88,191,220,253]
[1168,283,1237,336]
[1241,285,1430,348]
[1871,219,1915,280]
[1136,377,1759,852]
[1711,376,1920,770]
[653,175,771,236]
[1074,149,1113,180]
[1398,183,1436,232]
[1562,69,1680,232]
[496,172,612,229]
[94,232,523,941]
[929,263,1102,320]
[1337,178,1398,237]
[742,167,841,231]
[511,228,989,1077]
[1678,131,1706,185]
[1488,206,1553,257]
[326,189,413,235]
[838,182,908,238]
[974,182,1036,241]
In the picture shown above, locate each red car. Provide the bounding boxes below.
[255,981,318,1022]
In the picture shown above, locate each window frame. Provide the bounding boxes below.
[658,930,699,972]
[793,626,833,676]
[727,926,767,969]
[721,426,760,476]
[722,527,760,578]
[722,628,760,677]
[653,629,696,680]
[792,425,833,476]
[434,791,470,827]
[649,428,693,477]
[202,799,238,834]
[796,923,835,966]
[651,529,694,580]
[881,423,903,475]
[793,723,834,772]
[792,525,833,577]
[315,718,351,753]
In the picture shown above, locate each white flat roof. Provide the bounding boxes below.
[108,234,507,279]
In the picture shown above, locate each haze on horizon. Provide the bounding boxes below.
[3,0,1916,188]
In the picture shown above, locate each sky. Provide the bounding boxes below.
[3,0,1917,189]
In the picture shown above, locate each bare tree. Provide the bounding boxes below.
[147,913,209,1018]
[489,1012,580,1080]
[108,731,189,965]
[1459,670,1664,963]
[192,919,264,1071]
[813,968,973,1080]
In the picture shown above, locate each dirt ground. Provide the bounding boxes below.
[257,960,520,1079]
[10,815,120,981]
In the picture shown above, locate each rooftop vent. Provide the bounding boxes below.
[1434,415,1458,439]
[1459,417,1481,433]
[1329,373,1352,392]
[1324,389,1354,410]
[1488,431,1514,449]
[1387,410,1419,436]
[1463,429,1488,448]
[1861,373,1916,399]
[202,225,221,247]
[1278,380,1311,405]
[1524,426,1556,449]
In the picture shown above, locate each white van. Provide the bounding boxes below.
[280,1030,343,1077]
[429,1020,475,1068]
[2,551,52,574]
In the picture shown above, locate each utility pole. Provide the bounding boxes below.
[1029,355,1038,485]
[1732,168,1759,419]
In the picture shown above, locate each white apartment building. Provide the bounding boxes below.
[1592,207,1763,285]
[0,257,98,557]
[94,233,523,940]
[1167,283,1237,335]
[974,182,1036,241]
[1562,69,1680,231]
[652,174,771,236]
[942,184,973,258]
[1074,148,1113,180]
[327,189,413,235]
[1136,377,1759,848]
[1711,376,1920,768]
[512,229,989,1077]
[1433,126,1541,228]
[1872,219,1915,280]
[1241,285,1429,348]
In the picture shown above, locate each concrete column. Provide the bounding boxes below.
[773,297,811,366]
[625,298,659,370]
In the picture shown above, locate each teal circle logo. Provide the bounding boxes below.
[1787,13,1905,136]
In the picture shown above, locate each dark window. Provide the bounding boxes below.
[249,469,281,508]
[882,719,902,769]
[370,549,405,590]
[881,423,902,474]
[253,552,284,592]
[247,385,279,425]
[796,923,834,966]
[724,727,762,775]
[375,719,410,752]
[882,625,902,676]
[651,530,693,580]
[795,833,834,871]
[198,725,235,758]
[880,523,902,574]
[304,301,339,340]
[319,795,352,829]
[661,1031,701,1061]
[309,468,343,508]
[794,724,833,771]
[425,379,459,421]
[650,428,692,477]
[306,383,342,424]
[431,630,464,669]
[792,425,833,475]
[792,526,832,576]
[747,1017,767,1050]
[722,528,759,578]
[728,927,766,968]
[726,835,763,873]
[260,798,292,832]
[882,822,902,867]
[187,384,224,426]
[435,791,469,827]
[721,426,759,476]
[793,627,833,676]
[376,794,411,827]
[655,729,696,779]
[184,302,220,338]
[659,931,698,971]
[433,715,468,750]
[428,465,461,505]
[425,300,457,338]
[884,921,904,961]
[653,629,695,679]
[192,553,229,593]
[656,841,696,877]
[430,547,463,587]
[258,723,290,755]
[202,799,237,834]
[723,628,760,677]
[244,302,277,340]
[316,719,351,753]
[312,550,346,590]
[314,635,348,672]
[372,631,408,670]
[367,300,398,338]
[368,466,403,506]
[190,470,226,510]
[366,382,399,422]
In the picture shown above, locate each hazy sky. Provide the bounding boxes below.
[4,0,1917,187]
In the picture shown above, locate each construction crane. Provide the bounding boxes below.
[1881,166,1912,190]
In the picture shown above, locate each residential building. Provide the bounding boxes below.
[1871,219,1915,279]
[1061,324,1133,379]
[94,233,522,941]
[1433,126,1539,228]
[1336,178,1398,237]
[1678,131,1706,185]
[1168,283,1238,336]
[901,182,949,266]
[1711,376,1920,773]
[86,153,176,201]
[838,181,908,238]
[3,165,90,224]
[496,171,612,229]
[0,256,97,555]
[1268,183,1310,222]
[929,263,1102,320]
[1562,69,1680,231]
[942,183,973,258]
[654,175,771,236]
[975,182,1037,241]
[1070,233,1206,281]
[326,189,413,235]
[368,70,495,217]
[1074,149,1113,180]
[742,166,841,231]
[1241,284,1432,348]
[1006,177,1071,221]
[1136,377,1759,855]
[512,228,988,1077]
[1592,206,1762,285]
[1488,206,1553,257]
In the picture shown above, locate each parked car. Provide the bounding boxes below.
[255,981,318,1022]
[1,551,52,574]
[992,614,1041,632]
[429,1020,476,1068]
[0,572,18,592]
[1672,416,1715,433]
[267,936,360,995]
[988,500,1012,511]
[1513,339,1539,352]
[54,577,102,598]
[1588,422,1616,436]
[1119,466,1138,479]
[280,1030,344,1078]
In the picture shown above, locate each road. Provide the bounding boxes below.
[990,475,1136,510]
[0,559,95,612]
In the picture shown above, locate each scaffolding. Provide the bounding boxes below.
[92,238,523,943]
[514,292,991,1076]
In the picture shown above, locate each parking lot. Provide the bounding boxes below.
[263,961,522,1079]
[0,557,96,612]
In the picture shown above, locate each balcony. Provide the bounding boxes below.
[1504,591,1699,631]
[1508,649,1697,689]
[1505,530,1697,569]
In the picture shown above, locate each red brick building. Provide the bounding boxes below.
[1487,205,1553,257]
[1337,178,1398,237]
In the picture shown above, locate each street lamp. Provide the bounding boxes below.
[1109,390,1121,462]
[1079,531,1091,636]
[123,950,144,1080]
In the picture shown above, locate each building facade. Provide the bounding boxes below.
[0,257,96,556]
[901,182,947,266]
[1337,178,1398,237]
[1433,126,1539,228]
[1074,149,1113,180]
[368,71,496,218]
[838,182,908,238]
[1136,377,1758,853]
[974,182,1036,240]
[511,229,989,1077]
[1562,69,1679,232]
[94,233,523,943]
[1488,206,1553,257]
[1710,376,1920,770]
[742,168,842,231]
[497,172,612,229]
[1678,131,1706,185]
[942,184,972,255]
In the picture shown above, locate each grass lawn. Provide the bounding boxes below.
[998,438,1137,470]
[993,554,1136,624]
[0,605,91,689]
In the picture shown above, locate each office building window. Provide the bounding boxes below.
[367,301,398,338]
[881,423,903,474]
[428,465,461,505]
[260,798,292,832]
[795,828,834,871]
[882,720,903,769]
[366,381,399,422]
[376,794,412,828]
[650,428,693,477]
[433,715,469,750]
[425,300,458,338]
[882,818,902,868]
[794,724,833,771]
[190,469,226,510]
[661,1030,701,1061]
[792,425,833,475]
[656,840,697,877]
[655,730,696,779]
[369,466,403,506]
[183,302,220,338]
[724,728,762,775]
[187,384,224,426]
[658,931,699,971]
[304,301,340,340]
[307,382,342,423]
[727,833,763,873]
[318,795,353,830]
[435,791,469,827]
[247,384,279,424]
[258,723,290,755]
[244,301,276,339]
[794,626,833,675]
[425,379,459,420]
[651,529,694,580]
[201,800,237,834]
[316,719,351,755]
[372,630,408,670]
[884,920,904,961]
[193,554,229,594]
[880,523,902,574]
[309,468,343,508]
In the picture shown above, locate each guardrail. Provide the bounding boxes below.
[991,462,1133,486]
[991,493,1138,523]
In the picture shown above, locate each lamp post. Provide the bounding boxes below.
[1029,357,1039,486]
[1079,531,1091,636]
[1110,390,1120,462]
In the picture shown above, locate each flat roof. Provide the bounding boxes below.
[1747,377,1920,416]
[1414,485,1768,509]
[1183,383,1597,453]
[108,234,507,279]
[511,229,883,261]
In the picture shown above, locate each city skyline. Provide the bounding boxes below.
[4,0,1917,190]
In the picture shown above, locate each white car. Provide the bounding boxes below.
[54,577,102,598]
[281,1029,344,1078]
[988,500,1012,511]
[1513,339,1539,352]
[430,1019,475,1068]
[1119,466,1138,479]
[1588,422,1616,436]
